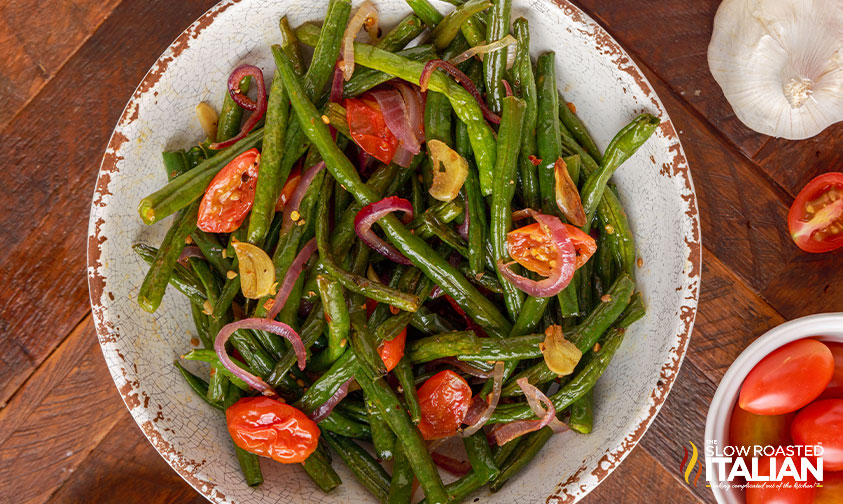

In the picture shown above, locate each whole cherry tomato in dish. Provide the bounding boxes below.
[274,164,302,212]
[788,172,843,253]
[790,399,843,471]
[378,329,406,373]
[506,222,596,276]
[729,406,794,452]
[198,148,260,233]
[819,341,843,400]
[745,455,815,504]
[345,95,399,164]
[226,396,319,464]
[417,370,472,440]
[739,339,834,415]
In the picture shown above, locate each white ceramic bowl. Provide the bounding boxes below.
[705,313,843,504]
[87,1,701,502]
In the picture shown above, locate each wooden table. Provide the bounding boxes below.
[0,0,840,502]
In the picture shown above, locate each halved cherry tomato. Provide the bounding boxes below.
[819,341,843,400]
[274,164,302,212]
[198,148,260,233]
[346,95,399,164]
[417,370,472,440]
[378,329,406,372]
[739,339,834,415]
[226,396,319,464]
[729,405,794,452]
[745,455,815,504]
[506,222,596,276]
[788,172,843,253]
[791,399,843,471]
[815,469,843,504]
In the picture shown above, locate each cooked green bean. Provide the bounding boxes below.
[173,361,222,410]
[535,52,563,215]
[387,443,414,504]
[133,243,207,305]
[483,0,512,114]
[432,0,492,50]
[217,76,251,143]
[279,16,306,76]
[324,431,390,503]
[405,0,444,27]
[558,92,602,164]
[513,18,539,209]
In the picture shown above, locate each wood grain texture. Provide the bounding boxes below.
[0,0,840,503]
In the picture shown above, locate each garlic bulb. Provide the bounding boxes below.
[708,0,843,140]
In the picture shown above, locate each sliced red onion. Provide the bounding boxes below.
[429,285,444,299]
[177,246,204,266]
[342,1,379,80]
[489,377,562,445]
[521,377,569,433]
[497,210,576,297]
[266,238,318,320]
[461,362,504,436]
[214,318,306,395]
[502,79,513,97]
[309,377,353,422]
[438,358,494,379]
[354,196,414,264]
[511,208,535,221]
[281,161,325,235]
[392,145,414,168]
[393,82,424,144]
[419,60,501,124]
[371,88,421,155]
[450,34,517,65]
[211,65,267,150]
[431,452,472,476]
[331,64,344,103]
[456,198,470,240]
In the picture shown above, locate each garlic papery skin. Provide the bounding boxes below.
[708,0,843,140]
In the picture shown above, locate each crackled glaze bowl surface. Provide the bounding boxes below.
[87,0,701,502]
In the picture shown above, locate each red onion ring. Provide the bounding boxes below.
[521,378,569,433]
[497,210,576,297]
[266,238,318,320]
[431,452,472,476]
[371,88,421,155]
[354,196,414,264]
[419,60,501,125]
[461,361,504,436]
[214,318,306,395]
[309,377,353,423]
[177,246,204,266]
[489,377,563,445]
[429,285,444,299]
[211,65,267,150]
[392,82,425,145]
[502,79,513,97]
[331,64,344,103]
[281,161,325,235]
[392,145,414,168]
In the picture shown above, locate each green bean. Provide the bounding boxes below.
[349,290,389,378]
[489,427,553,491]
[137,200,200,312]
[320,410,373,439]
[490,326,626,423]
[580,114,659,222]
[558,93,602,164]
[408,331,543,363]
[313,275,349,369]
[597,188,636,278]
[352,43,498,197]
[182,349,250,390]
[275,46,511,337]
[387,443,414,504]
[185,146,207,169]
[190,301,214,349]
[279,16,306,76]
[569,388,594,434]
[162,150,190,180]
[302,442,343,493]
[324,431,390,503]
[133,244,207,304]
[190,230,232,276]
[295,14,425,53]
[223,387,264,486]
[337,400,371,425]
[512,18,539,209]
[455,119,487,276]
[535,52,562,215]
[424,91,453,146]
[491,95,526,320]
[491,433,522,467]
[459,15,486,48]
[366,395,396,461]
[217,76,251,143]
[392,357,422,424]
[206,364,230,403]
[405,0,444,27]
[482,0,511,114]
[463,430,499,483]
[138,129,264,224]
[432,0,492,50]
[173,361,222,410]
[247,73,290,245]
[297,348,356,413]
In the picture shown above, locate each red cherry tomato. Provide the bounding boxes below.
[729,405,794,452]
[274,164,302,212]
[198,148,260,233]
[739,339,834,415]
[226,396,319,464]
[745,455,815,504]
[346,95,399,164]
[815,469,843,504]
[506,222,596,276]
[791,399,843,471]
[417,370,472,440]
[788,172,843,253]
[378,329,406,372]
[819,342,843,400]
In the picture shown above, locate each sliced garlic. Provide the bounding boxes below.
[232,240,276,299]
[428,139,468,202]
[540,325,582,376]
[708,0,843,140]
[195,102,219,140]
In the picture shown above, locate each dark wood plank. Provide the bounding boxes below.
[574,0,770,160]
[753,125,843,197]
[0,0,218,407]
[0,0,122,130]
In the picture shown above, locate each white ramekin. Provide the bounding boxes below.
[705,312,843,503]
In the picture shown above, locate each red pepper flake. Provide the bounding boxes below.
[566,102,577,114]
[528,155,542,166]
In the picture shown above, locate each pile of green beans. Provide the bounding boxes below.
[133,1,658,502]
